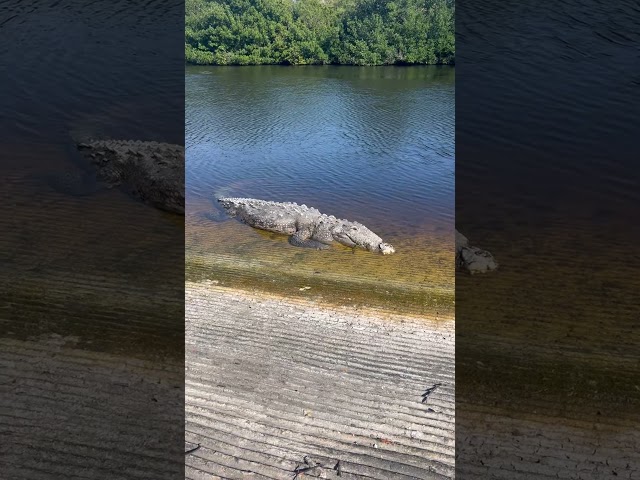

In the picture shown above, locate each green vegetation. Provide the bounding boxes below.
[185,0,454,66]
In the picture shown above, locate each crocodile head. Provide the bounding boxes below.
[377,242,396,255]
[334,222,395,255]
[459,246,498,274]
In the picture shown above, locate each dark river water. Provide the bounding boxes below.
[186,65,455,313]
[1,0,185,355]
[456,0,640,344]
[455,0,640,428]
[0,0,184,145]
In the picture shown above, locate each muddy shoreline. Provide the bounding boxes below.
[185,248,455,318]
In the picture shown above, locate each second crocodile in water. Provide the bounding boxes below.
[218,197,395,254]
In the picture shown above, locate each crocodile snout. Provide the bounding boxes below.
[379,243,395,255]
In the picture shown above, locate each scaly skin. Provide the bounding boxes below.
[218,197,395,254]
[75,139,185,214]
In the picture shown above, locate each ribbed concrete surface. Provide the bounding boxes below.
[457,404,639,479]
[0,336,184,480]
[186,283,455,479]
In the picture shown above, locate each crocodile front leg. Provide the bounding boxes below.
[288,229,330,250]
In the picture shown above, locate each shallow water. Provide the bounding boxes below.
[186,65,455,313]
[455,0,640,340]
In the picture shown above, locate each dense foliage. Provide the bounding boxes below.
[186,0,454,66]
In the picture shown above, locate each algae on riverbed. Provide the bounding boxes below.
[455,212,640,420]
[185,202,455,317]
[185,221,454,316]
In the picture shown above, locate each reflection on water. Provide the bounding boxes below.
[186,66,455,314]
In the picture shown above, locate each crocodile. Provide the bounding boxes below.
[456,230,498,274]
[218,197,396,254]
[73,139,185,214]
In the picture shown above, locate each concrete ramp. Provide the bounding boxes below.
[186,283,455,479]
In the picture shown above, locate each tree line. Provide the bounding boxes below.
[186,0,454,66]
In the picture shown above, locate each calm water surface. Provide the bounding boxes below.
[1,0,183,145]
[456,0,640,342]
[455,0,640,413]
[186,66,455,312]
[1,0,184,349]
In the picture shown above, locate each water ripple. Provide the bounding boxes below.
[187,66,454,239]
[457,0,640,211]
[1,0,184,145]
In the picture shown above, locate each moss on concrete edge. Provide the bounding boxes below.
[185,255,454,317]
